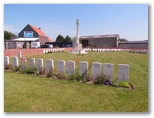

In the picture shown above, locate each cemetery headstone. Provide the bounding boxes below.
[66,60,75,75]
[92,62,102,79]
[79,61,88,76]
[57,60,65,74]
[118,64,129,82]
[46,59,54,74]
[12,56,18,69]
[103,63,114,82]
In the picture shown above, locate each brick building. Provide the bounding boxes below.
[5,24,52,49]
[118,41,148,49]
[80,34,120,48]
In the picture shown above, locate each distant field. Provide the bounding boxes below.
[5,52,148,112]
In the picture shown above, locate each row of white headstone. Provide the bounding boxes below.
[84,48,130,52]
[4,56,130,82]
[129,49,148,54]
[84,48,148,54]
[43,48,65,54]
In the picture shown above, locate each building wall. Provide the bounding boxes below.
[118,43,148,49]
[80,37,117,48]
[18,24,39,38]
[39,35,49,45]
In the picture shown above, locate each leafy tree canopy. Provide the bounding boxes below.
[64,35,72,42]
[119,38,128,42]
[55,34,64,42]
[4,30,17,40]
[56,34,72,42]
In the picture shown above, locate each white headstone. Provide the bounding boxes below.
[79,61,88,76]
[118,64,129,82]
[57,60,65,74]
[29,58,35,67]
[18,52,22,58]
[43,49,45,54]
[46,59,54,74]
[46,49,48,53]
[66,60,75,75]
[103,63,114,82]
[12,56,18,68]
[36,58,43,73]
[4,56,9,67]
[92,62,102,79]
[20,57,27,69]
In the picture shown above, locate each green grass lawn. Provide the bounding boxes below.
[5,52,148,112]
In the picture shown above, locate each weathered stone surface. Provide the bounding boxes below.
[36,58,43,73]
[29,58,35,67]
[4,56,9,67]
[57,60,65,74]
[20,57,27,69]
[12,56,18,68]
[92,62,102,79]
[79,61,88,76]
[66,60,75,75]
[18,52,22,58]
[118,64,129,82]
[46,59,54,74]
[103,63,114,82]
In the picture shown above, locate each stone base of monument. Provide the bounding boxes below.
[69,43,88,54]
[69,49,88,54]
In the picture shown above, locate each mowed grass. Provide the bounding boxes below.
[4,52,148,112]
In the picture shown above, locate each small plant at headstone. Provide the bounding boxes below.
[46,68,53,78]
[13,66,20,72]
[93,74,110,85]
[56,73,68,80]
[38,67,46,75]
[119,81,130,88]
[4,64,12,70]
[93,74,104,85]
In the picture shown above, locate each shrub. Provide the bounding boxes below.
[119,81,130,88]
[4,64,12,70]
[93,74,110,85]
[13,66,20,72]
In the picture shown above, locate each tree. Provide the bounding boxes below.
[64,35,72,42]
[4,30,17,40]
[55,34,64,42]
[119,38,128,42]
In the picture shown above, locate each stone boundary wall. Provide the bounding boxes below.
[4,56,130,82]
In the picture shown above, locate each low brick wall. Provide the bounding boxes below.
[4,48,73,57]
[4,49,44,57]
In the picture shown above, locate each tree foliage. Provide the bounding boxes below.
[64,35,72,42]
[55,34,64,42]
[4,30,17,40]
[119,38,128,42]
[56,34,72,42]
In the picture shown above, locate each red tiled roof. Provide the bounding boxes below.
[29,24,47,37]
[47,37,52,42]
[29,24,52,42]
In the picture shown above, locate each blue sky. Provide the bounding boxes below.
[4,4,148,41]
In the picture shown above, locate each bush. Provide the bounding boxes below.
[119,81,130,88]
[93,74,110,85]
[4,64,12,70]
[19,65,38,74]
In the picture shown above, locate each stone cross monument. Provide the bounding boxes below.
[69,19,87,54]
